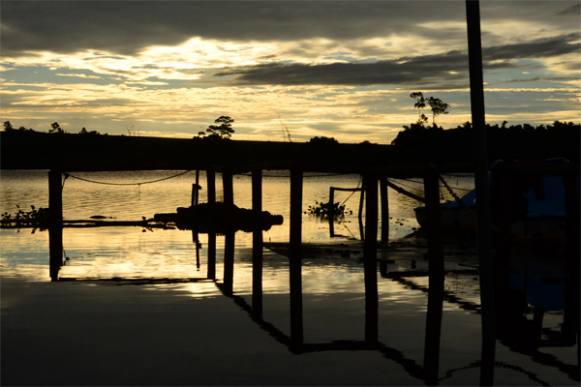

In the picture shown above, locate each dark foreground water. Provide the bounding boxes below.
[1,170,578,385]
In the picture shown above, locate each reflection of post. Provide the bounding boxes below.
[379,177,389,276]
[223,170,234,295]
[192,172,201,269]
[252,169,263,318]
[290,169,304,349]
[363,174,378,343]
[206,169,216,279]
[48,170,63,281]
[328,187,335,237]
[423,168,444,385]
[562,174,579,343]
[358,183,365,240]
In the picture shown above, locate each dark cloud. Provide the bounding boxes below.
[484,33,580,60]
[0,1,458,54]
[557,3,581,15]
[1,0,578,55]
[216,34,576,86]
[216,54,468,86]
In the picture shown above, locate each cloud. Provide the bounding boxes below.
[216,34,578,86]
[2,0,578,55]
[484,33,579,60]
[557,3,581,15]
[0,1,456,54]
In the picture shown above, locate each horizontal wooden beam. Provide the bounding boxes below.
[0,132,476,177]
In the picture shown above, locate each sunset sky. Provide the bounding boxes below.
[1,0,579,143]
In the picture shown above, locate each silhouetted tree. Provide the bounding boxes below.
[205,115,235,139]
[3,121,14,132]
[391,120,579,161]
[49,122,64,134]
[308,136,339,145]
[426,96,449,125]
[410,92,428,126]
[409,92,450,126]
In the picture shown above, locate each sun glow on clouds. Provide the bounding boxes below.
[1,34,464,84]
[1,11,579,144]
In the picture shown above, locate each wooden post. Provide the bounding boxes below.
[423,168,444,385]
[252,169,263,318]
[48,170,63,281]
[363,174,378,343]
[358,182,365,240]
[206,169,216,279]
[380,177,389,247]
[289,169,304,349]
[223,170,234,295]
[192,170,200,206]
[466,1,495,384]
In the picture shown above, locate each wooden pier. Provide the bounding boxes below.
[0,130,467,348]
[1,130,578,382]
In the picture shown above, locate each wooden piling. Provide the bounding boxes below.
[206,169,216,279]
[363,174,378,343]
[192,170,201,206]
[48,170,63,281]
[358,183,365,240]
[422,168,444,385]
[223,170,234,295]
[252,169,263,318]
[289,169,304,349]
[380,177,389,247]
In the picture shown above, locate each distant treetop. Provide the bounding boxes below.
[409,92,449,126]
[195,115,235,140]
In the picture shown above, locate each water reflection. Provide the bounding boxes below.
[1,170,578,385]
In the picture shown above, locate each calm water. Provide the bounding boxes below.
[1,170,578,385]
[0,169,437,280]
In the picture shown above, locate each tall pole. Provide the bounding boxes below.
[466,1,495,385]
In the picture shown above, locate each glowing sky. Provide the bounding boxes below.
[1,1,579,143]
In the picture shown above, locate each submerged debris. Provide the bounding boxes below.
[1,205,49,229]
[305,201,352,221]
[154,202,283,233]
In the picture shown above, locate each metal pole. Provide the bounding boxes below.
[466,1,495,384]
